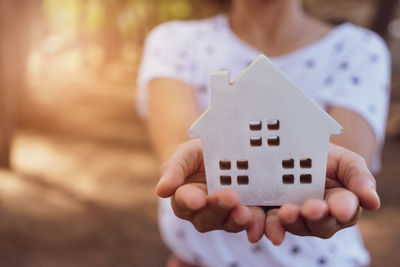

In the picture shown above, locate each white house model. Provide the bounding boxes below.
[189,55,343,206]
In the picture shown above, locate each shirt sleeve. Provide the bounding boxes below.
[136,22,192,119]
[319,31,391,145]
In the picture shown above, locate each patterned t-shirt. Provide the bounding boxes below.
[137,15,391,267]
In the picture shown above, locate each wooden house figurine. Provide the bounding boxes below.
[189,55,343,206]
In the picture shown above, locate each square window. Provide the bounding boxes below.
[300,158,312,168]
[249,120,262,130]
[237,175,249,185]
[300,174,312,184]
[220,176,232,185]
[282,159,294,168]
[219,160,231,170]
[282,174,294,184]
[267,120,280,130]
[267,136,280,146]
[237,160,248,170]
[250,136,262,146]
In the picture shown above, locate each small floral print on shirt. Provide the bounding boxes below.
[339,61,349,70]
[305,60,315,69]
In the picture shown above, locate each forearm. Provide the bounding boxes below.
[328,106,378,166]
[147,78,200,163]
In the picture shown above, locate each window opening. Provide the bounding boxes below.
[237,175,249,185]
[282,159,294,169]
[219,160,231,170]
[300,158,312,168]
[237,160,248,170]
[267,136,280,146]
[300,174,312,184]
[267,120,280,130]
[220,176,232,185]
[250,136,262,146]
[249,120,262,130]
[282,174,295,184]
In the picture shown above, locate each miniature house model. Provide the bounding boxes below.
[189,55,343,206]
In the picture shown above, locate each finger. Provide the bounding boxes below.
[222,205,252,233]
[157,139,204,198]
[265,209,285,246]
[337,206,362,229]
[301,199,329,221]
[246,207,266,243]
[171,183,207,220]
[278,203,311,237]
[327,144,380,210]
[325,187,359,223]
[301,199,338,239]
[325,177,344,189]
[278,203,300,224]
[191,188,241,233]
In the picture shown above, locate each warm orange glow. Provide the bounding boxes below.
[0,1,399,266]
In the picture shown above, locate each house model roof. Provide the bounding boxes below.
[190,55,342,138]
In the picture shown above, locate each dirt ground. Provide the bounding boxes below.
[0,47,399,267]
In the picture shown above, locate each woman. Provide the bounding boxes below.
[137,0,391,266]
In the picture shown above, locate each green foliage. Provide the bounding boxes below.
[158,0,192,20]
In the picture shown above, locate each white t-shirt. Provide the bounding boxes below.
[137,15,391,267]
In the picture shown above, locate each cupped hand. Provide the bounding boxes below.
[156,139,380,245]
[265,143,380,245]
[156,139,266,243]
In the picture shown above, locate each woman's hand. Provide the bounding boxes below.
[156,139,266,243]
[156,139,380,245]
[266,143,380,245]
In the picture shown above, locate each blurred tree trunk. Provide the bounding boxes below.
[371,0,398,38]
[0,0,38,168]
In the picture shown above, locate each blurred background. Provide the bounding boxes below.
[0,0,399,266]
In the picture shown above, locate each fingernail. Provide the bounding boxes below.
[368,181,376,191]
[156,176,166,190]
[371,189,380,202]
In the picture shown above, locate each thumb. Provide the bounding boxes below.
[156,139,204,198]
